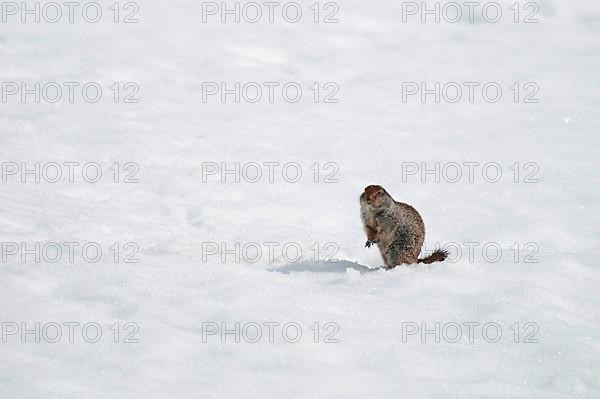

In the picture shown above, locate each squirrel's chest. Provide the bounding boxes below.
[374,211,401,231]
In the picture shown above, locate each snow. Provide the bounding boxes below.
[1,0,600,397]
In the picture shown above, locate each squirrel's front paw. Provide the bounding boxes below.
[365,240,377,248]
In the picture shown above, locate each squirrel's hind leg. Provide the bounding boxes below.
[383,245,419,267]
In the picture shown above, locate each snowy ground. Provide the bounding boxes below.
[1,0,600,397]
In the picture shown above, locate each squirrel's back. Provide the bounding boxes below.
[376,200,425,265]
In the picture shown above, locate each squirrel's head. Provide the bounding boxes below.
[363,185,392,209]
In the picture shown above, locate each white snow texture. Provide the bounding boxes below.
[0,0,599,398]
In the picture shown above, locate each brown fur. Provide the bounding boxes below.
[417,249,449,264]
[360,185,448,268]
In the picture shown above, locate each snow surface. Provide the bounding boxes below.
[1,0,600,397]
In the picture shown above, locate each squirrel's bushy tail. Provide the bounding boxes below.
[417,249,449,264]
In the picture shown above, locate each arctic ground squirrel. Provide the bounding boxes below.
[360,185,448,268]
